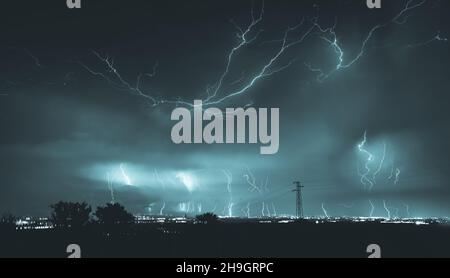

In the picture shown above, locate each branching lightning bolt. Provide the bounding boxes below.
[242,202,251,218]
[227,202,234,218]
[79,51,160,106]
[271,202,277,217]
[265,203,271,217]
[80,1,319,108]
[243,167,261,194]
[204,2,264,103]
[202,18,316,106]
[407,30,448,48]
[307,0,428,82]
[357,131,374,189]
[388,166,395,180]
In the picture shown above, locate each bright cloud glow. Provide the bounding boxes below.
[120,163,133,186]
[176,172,196,192]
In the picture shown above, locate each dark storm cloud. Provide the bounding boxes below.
[0,0,449,217]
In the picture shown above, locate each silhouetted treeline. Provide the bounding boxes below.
[2,201,220,231]
[50,201,91,228]
[3,202,450,258]
[0,213,16,232]
[46,201,138,231]
[196,212,219,224]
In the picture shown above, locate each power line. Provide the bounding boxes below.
[292,181,304,219]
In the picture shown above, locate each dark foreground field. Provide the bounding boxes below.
[1,221,450,258]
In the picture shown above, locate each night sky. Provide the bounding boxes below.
[0,0,449,218]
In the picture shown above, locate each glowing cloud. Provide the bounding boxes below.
[120,163,133,186]
[176,172,196,192]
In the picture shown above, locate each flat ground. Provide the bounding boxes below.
[1,221,449,257]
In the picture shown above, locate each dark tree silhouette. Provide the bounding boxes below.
[95,203,134,226]
[196,212,219,224]
[50,201,91,228]
[0,214,16,232]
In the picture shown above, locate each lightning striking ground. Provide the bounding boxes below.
[160,202,166,216]
[271,202,277,217]
[357,131,374,189]
[383,200,391,219]
[244,202,251,218]
[403,203,411,218]
[222,169,233,217]
[106,172,115,204]
[23,1,445,221]
[321,203,329,218]
[120,163,132,186]
[369,200,375,218]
